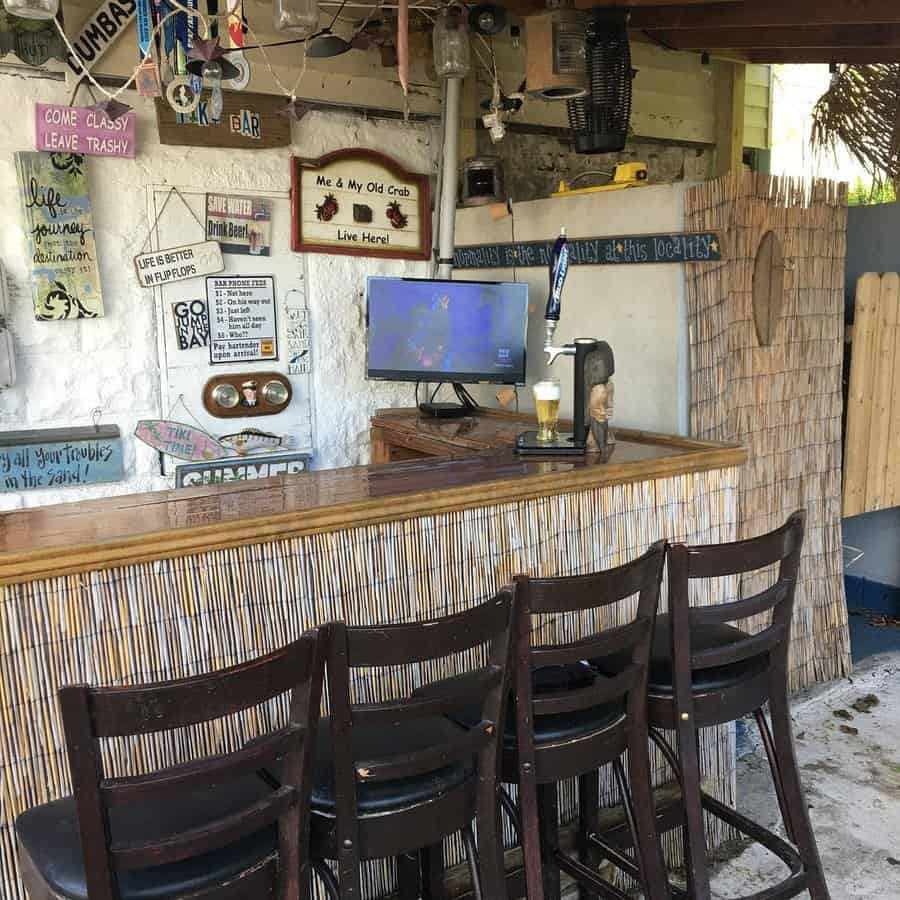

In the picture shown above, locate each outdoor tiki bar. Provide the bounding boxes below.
[0,1,888,898]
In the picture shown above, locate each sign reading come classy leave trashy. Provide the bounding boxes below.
[35,104,136,158]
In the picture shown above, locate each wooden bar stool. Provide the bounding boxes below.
[15,628,327,900]
[305,594,515,900]
[428,542,669,900]
[600,512,830,899]
[507,543,671,900]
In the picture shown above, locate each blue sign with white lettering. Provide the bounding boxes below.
[0,426,124,493]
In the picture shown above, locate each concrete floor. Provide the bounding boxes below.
[709,651,900,899]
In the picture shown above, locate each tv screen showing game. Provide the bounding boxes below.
[366,277,528,384]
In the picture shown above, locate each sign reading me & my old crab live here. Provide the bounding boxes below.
[291,149,430,261]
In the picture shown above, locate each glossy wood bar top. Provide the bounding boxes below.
[0,409,745,585]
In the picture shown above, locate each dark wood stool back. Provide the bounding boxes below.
[31,630,326,900]
[513,541,670,900]
[668,510,804,697]
[318,592,515,900]
[653,510,831,900]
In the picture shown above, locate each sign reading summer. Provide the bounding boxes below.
[35,103,136,158]
[0,426,123,492]
[15,151,103,321]
[291,149,430,261]
[453,232,723,269]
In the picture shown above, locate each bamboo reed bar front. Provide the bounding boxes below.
[0,421,746,899]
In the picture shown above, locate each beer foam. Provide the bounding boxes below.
[533,381,561,401]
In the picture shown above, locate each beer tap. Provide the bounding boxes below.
[516,226,614,455]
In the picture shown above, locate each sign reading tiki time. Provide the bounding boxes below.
[453,232,723,269]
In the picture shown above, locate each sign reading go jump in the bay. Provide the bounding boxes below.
[15,151,103,320]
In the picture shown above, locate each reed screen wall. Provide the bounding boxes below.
[685,172,851,690]
[1,467,738,899]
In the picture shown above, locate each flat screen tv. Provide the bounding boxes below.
[366,276,528,384]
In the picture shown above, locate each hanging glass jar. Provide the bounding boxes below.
[433,3,470,79]
[273,0,319,37]
[3,0,58,21]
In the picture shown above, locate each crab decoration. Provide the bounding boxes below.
[316,193,339,222]
[386,200,408,229]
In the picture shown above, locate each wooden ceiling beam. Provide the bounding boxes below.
[647,24,900,50]
[627,0,900,30]
[739,47,900,64]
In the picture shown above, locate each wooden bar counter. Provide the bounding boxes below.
[0,409,745,899]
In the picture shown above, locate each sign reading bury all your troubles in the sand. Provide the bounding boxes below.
[15,151,104,321]
[291,149,430,261]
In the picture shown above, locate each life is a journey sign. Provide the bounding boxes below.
[134,241,224,288]
[35,103,136,158]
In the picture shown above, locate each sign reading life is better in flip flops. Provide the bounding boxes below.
[291,149,431,261]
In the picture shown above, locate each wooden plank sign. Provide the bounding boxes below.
[0,426,123,492]
[15,151,104,320]
[35,103,136,158]
[291,149,431,261]
[154,91,290,150]
[453,231,722,269]
[64,0,136,76]
[134,240,224,288]
[135,420,228,461]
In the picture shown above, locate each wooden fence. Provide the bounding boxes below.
[843,272,900,517]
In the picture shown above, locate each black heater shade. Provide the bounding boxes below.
[567,9,632,154]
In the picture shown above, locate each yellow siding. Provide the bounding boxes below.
[744,64,772,150]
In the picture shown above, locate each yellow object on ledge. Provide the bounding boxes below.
[553,161,649,197]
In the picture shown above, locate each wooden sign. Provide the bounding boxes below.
[154,91,291,150]
[134,241,224,288]
[0,425,123,492]
[15,151,103,320]
[291,149,431,261]
[175,450,310,487]
[35,103,136,158]
[203,372,292,418]
[135,420,227,461]
[207,275,278,364]
[453,231,723,269]
[64,0,136,76]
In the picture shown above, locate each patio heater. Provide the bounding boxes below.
[567,8,633,153]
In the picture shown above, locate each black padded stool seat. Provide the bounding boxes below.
[594,614,769,694]
[309,715,476,814]
[418,663,625,749]
[15,774,277,900]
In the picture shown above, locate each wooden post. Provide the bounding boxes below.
[715,61,747,176]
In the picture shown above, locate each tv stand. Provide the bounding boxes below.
[418,383,480,418]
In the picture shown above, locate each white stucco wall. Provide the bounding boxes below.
[0,71,438,509]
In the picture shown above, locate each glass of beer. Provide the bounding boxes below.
[533,379,561,442]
